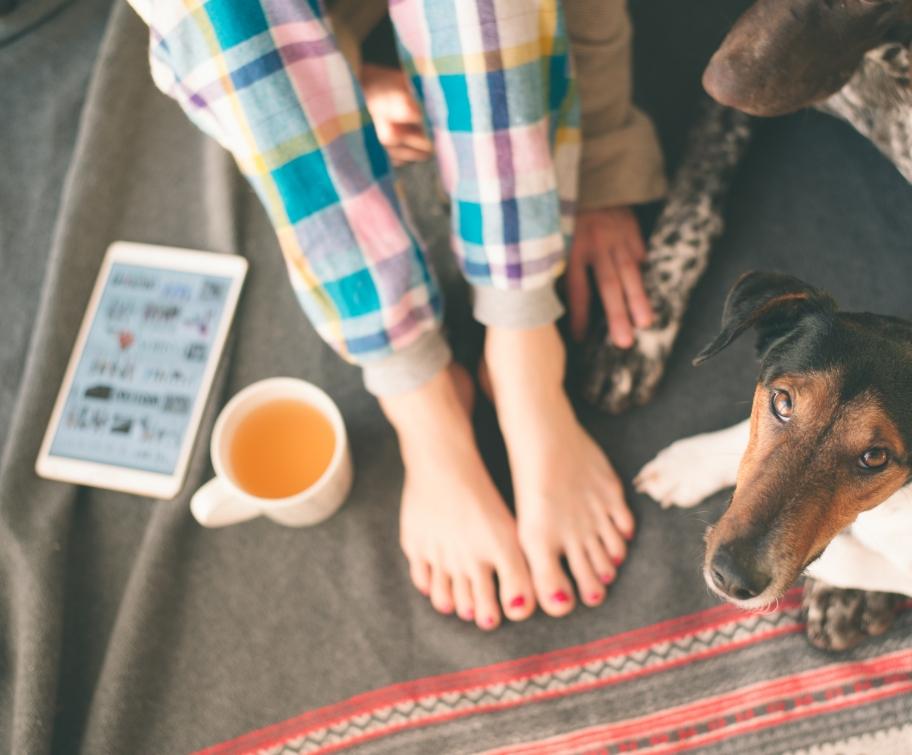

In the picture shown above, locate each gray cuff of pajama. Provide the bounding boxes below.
[472,283,565,329]
[361,328,453,396]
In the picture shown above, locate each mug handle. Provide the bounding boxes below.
[190,477,261,527]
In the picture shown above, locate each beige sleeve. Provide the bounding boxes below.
[566,0,667,209]
[325,0,389,73]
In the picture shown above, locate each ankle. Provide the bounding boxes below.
[379,363,473,444]
[484,323,567,401]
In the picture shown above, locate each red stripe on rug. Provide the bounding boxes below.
[488,650,912,755]
[202,593,912,755]
[197,594,809,755]
[650,686,912,755]
[300,623,805,755]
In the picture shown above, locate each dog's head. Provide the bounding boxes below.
[695,271,912,607]
[703,0,912,116]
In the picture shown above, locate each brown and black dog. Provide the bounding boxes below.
[637,273,912,650]
[703,0,912,116]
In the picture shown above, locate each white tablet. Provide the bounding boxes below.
[36,241,248,499]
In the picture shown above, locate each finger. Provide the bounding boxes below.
[389,123,433,152]
[397,95,425,126]
[387,146,433,165]
[566,240,592,342]
[626,217,648,262]
[390,71,424,120]
[372,119,395,148]
[615,245,654,329]
[595,251,634,349]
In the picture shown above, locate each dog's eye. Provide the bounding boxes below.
[770,389,793,421]
[859,447,890,470]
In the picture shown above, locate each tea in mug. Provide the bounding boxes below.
[228,399,335,499]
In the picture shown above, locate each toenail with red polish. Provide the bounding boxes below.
[552,590,570,603]
[509,595,526,609]
[485,615,496,627]
[611,555,624,567]
[589,593,603,603]
[462,610,474,621]
[600,573,615,584]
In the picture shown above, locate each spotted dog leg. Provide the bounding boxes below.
[802,577,905,652]
[581,101,754,413]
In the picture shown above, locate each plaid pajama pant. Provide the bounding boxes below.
[130,0,580,393]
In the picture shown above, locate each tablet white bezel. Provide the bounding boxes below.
[35,241,248,500]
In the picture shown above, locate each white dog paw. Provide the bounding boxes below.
[635,437,732,509]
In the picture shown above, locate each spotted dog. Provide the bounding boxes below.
[584,3,912,413]
[820,42,912,184]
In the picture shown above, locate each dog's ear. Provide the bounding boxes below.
[694,271,836,365]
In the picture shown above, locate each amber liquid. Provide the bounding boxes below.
[228,399,336,499]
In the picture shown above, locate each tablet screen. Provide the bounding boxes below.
[48,262,233,474]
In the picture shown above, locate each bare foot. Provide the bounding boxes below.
[380,364,535,629]
[485,325,635,616]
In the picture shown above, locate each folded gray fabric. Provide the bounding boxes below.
[2,2,911,753]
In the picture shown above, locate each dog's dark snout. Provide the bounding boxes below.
[709,546,771,601]
[702,57,741,110]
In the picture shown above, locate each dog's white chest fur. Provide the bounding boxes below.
[636,419,912,597]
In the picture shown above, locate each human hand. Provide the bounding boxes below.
[361,64,432,165]
[566,206,654,348]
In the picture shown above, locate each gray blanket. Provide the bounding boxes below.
[2,2,911,753]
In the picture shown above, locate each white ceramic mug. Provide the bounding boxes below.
[191,377,353,527]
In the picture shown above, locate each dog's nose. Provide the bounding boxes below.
[702,58,742,110]
[709,547,770,601]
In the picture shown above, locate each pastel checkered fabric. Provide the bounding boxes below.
[128,0,579,367]
[390,0,580,289]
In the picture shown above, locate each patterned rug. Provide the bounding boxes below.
[197,591,912,755]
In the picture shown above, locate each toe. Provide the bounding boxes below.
[594,507,628,567]
[603,487,635,542]
[453,575,475,622]
[494,551,535,622]
[409,559,431,597]
[470,567,502,631]
[525,542,575,617]
[585,537,617,586]
[566,543,605,607]
[429,567,454,615]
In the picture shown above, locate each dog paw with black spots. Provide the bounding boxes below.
[802,577,904,652]
[581,101,753,414]
[581,313,678,414]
